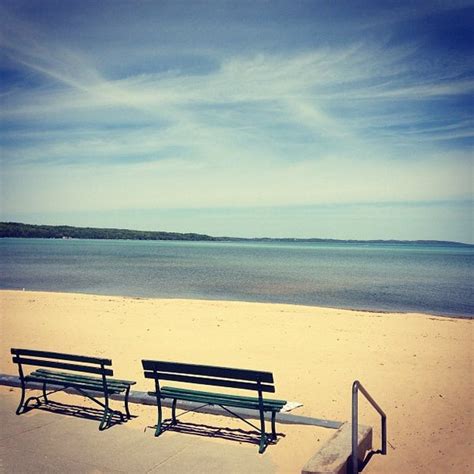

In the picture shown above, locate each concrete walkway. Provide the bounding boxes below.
[0,389,278,473]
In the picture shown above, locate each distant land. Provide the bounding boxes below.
[0,222,215,242]
[0,222,472,247]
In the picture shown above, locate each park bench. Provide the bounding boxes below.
[142,359,287,453]
[11,348,136,430]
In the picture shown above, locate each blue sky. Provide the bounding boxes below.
[1,0,473,242]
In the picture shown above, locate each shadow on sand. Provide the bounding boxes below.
[21,399,135,429]
[148,416,286,449]
[358,449,385,472]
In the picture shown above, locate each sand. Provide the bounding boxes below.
[0,290,472,473]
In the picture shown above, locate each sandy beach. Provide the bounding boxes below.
[0,290,472,473]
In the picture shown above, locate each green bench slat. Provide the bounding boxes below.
[166,391,285,411]
[148,392,271,411]
[142,360,274,383]
[11,348,112,366]
[12,356,113,376]
[34,369,135,388]
[161,386,286,409]
[27,372,124,393]
[25,375,123,395]
[149,392,282,411]
[29,370,132,392]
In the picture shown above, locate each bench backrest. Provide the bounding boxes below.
[11,348,114,376]
[142,360,276,393]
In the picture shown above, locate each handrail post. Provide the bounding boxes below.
[381,413,387,455]
[352,381,360,474]
[352,380,387,474]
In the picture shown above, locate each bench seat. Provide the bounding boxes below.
[152,386,287,412]
[26,369,135,395]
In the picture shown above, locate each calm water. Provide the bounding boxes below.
[1,238,472,318]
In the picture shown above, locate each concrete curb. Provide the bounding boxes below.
[0,373,343,429]
[301,422,372,474]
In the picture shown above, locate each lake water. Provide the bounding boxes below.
[0,238,472,318]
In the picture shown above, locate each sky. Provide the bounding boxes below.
[0,0,473,242]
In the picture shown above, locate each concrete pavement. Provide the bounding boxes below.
[0,388,277,473]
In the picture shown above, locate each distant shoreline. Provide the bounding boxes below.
[1,222,472,247]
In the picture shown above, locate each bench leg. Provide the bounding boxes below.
[258,433,268,454]
[99,403,108,430]
[258,409,268,454]
[99,392,111,431]
[15,382,27,415]
[124,386,132,419]
[99,406,122,430]
[171,398,178,425]
[155,404,163,436]
[16,387,43,414]
[42,382,49,404]
[271,411,277,440]
[99,409,110,430]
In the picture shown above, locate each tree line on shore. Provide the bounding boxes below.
[0,222,217,241]
[0,222,471,246]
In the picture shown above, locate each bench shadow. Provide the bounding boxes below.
[154,418,286,449]
[22,400,134,429]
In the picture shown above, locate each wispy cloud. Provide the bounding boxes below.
[2,45,471,148]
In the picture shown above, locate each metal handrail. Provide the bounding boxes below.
[352,380,387,474]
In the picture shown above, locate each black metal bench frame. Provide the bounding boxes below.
[11,348,136,430]
[142,359,286,453]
